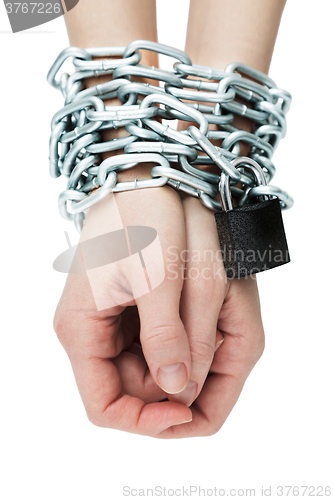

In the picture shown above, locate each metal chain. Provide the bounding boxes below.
[47,40,293,233]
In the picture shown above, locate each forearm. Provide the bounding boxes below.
[180,0,287,157]
[63,0,159,181]
[185,0,287,73]
[64,0,158,67]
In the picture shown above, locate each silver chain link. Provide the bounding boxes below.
[47,40,294,233]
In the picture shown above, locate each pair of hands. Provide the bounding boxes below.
[54,172,265,438]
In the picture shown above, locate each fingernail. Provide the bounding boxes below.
[171,380,198,407]
[157,362,188,394]
[214,338,224,353]
[174,418,193,426]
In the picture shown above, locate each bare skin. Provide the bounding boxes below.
[54,0,286,437]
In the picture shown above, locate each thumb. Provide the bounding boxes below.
[112,184,191,397]
[136,276,192,396]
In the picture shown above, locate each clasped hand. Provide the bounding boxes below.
[54,182,264,438]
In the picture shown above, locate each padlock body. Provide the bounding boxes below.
[214,198,290,278]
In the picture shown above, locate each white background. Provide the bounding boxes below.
[0,1,332,499]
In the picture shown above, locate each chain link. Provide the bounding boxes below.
[47,40,293,232]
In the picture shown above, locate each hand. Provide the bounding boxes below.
[54,183,195,436]
[54,179,264,438]
[161,196,265,437]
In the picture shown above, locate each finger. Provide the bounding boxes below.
[158,276,265,438]
[136,274,192,396]
[170,197,227,406]
[55,271,192,436]
[213,276,265,379]
[112,350,166,403]
[71,355,192,434]
[119,188,192,396]
[157,372,243,438]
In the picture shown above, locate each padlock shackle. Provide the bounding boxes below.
[219,157,267,211]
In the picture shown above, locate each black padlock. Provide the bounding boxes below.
[214,158,290,279]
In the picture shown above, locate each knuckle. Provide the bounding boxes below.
[86,411,105,428]
[203,427,219,437]
[246,328,265,366]
[53,313,70,348]
[81,319,121,358]
[198,420,222,437]
[208,422,224,436]
[247,323,265,361]
[231,322,265,365]
[190,337,215,367]
[187,275,224,303]
[142,320,182,352]
[254,333,265,361]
